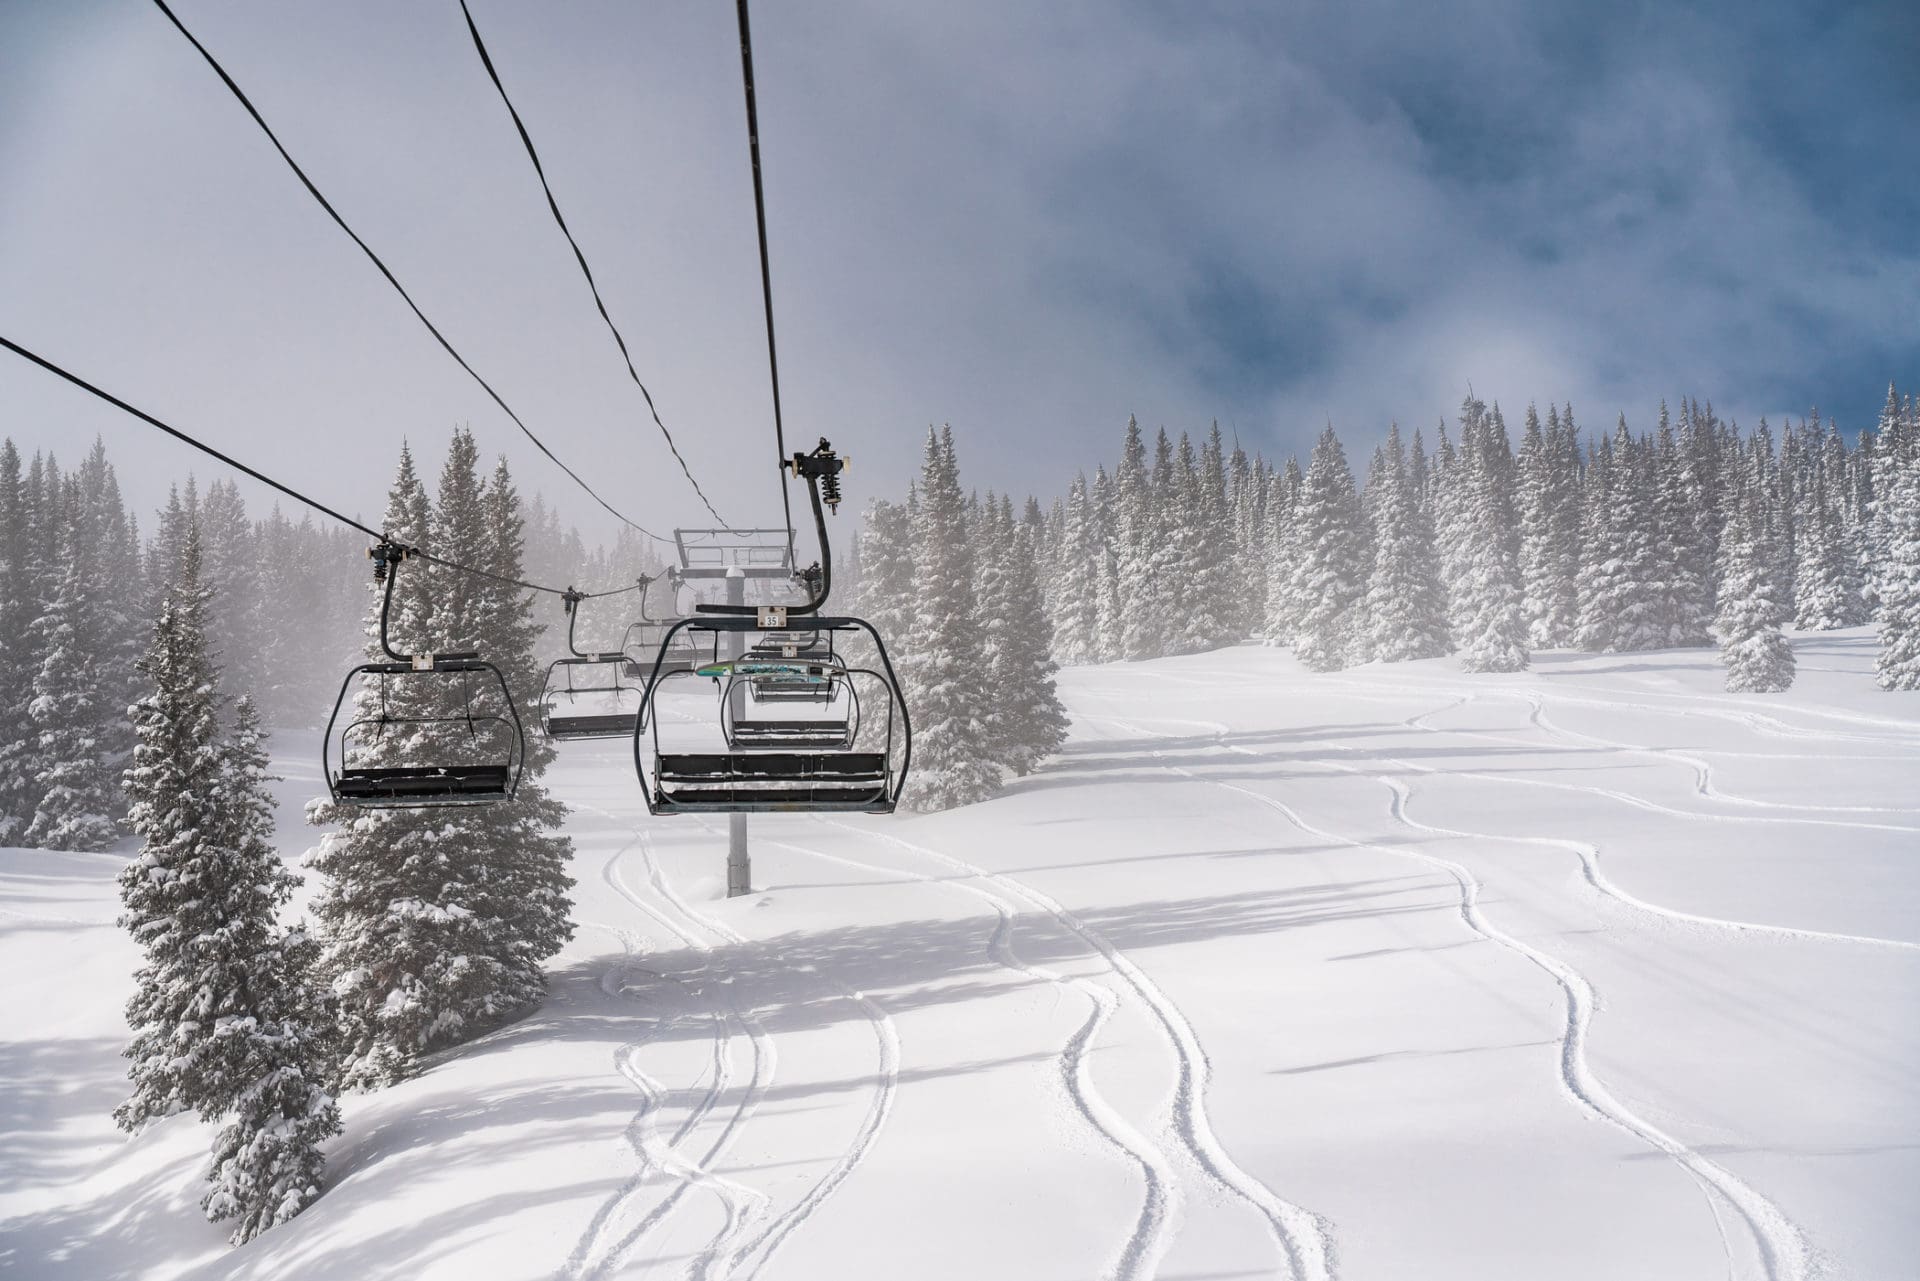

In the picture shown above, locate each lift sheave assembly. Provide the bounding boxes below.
[325,543,526,808]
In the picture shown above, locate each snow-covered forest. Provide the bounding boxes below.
[855,387,1920,700]
[0,430,662,852]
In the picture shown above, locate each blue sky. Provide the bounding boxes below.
[2,0,1914,545]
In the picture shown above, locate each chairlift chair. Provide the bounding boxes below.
[538,589,644,742]
[633,613,908,814]
[324,543,526,808]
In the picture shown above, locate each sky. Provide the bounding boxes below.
[2,0,1916,554]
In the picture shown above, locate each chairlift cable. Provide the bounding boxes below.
[457,0,730,529]
[147,0,673,547]
[0,334,640,601]
[733,0,798,567]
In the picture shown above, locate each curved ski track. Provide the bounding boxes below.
[813,816,1337,1281]
[1088,708,1816,1281]
[762,821,1179,1281]
[675,818,901,1281]
[559,816,773,1281]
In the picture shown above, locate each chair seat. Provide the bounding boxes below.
[335,764,512,803]
[658,751,886,781]
[654,783,893,814]
[544,713,638,739]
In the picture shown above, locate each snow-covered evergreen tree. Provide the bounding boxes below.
[1716,484,1796,693]
[1653,404,1715,647]
[1364,424,1450,662]
[1577,420,1667,651]
[1048,475,1100,664]
[853,496,916,647]
[901,427,1000,810]
[117,529,339,1242]
[1793,472,1867,629]
[308,434,572,1087]
[24,503,122,850]
[1262,457,1303,644]
[1452,398,1530,672]
[0,441,41,841]
[1113,417,1173,661]
[1090,466,1124,662]
[1286,427,1370,671]
[1875,420,1920,690]
[979,496,1068,774]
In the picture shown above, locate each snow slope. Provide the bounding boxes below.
[4,630,1917,1280]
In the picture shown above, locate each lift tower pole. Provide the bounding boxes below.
[724,567,750,897]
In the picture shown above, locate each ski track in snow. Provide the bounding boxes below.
[814,816,1337,1281]
[1088,708,1815,1281]
[559,818,772,1281]
[673,819,901,1281]
[765,820,1180,1281]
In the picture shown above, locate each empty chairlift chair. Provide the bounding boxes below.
[633,613,908,814]
[620,570,708,681]
[325,543,525,808]
[539,589,646,742]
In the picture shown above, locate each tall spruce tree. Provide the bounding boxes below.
[1875,420,1920,689]
[118,527,339,1242]
[984,495,1068,774]
[24,500,123,850]
[901,427,1000,810]
[1287,427,1370,671]
[1715,481,1795,693]
[308,434,573,1086]
[0,440,33,841]
[1364,424,1450,662]
[1453,399,1530,672]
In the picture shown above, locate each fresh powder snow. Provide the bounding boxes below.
[4,631,1915,1280]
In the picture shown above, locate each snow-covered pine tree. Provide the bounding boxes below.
[1653,404,1715,646]
[853,496,916,647]
[0,440,38,841]
[1874,416,1920,690]
[1114,417,1172,660]
[1453,398,1530,672]
[1287,426,1370,672]
[467,453,575,1009]
[1364,423,1450,662]
[1715,478,1796,693]
[1228,439,1267,639]
[1518,404,1584,647]
[1261,457,1303,644]
[1794,471,1867,629]
[118,527,340,1242]
[1576,419,1666,652]
[1173,424,1239,653]
[1090,465,1124,662]
[307,442,477,1087]
[200,479,264,706]
[1050,474,1101,664]
[198,695,341,1243]
[901,426,1000,810]
[23,496,123,850]
[985,494,1067,774]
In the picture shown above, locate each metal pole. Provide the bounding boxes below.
[725,567,750,897]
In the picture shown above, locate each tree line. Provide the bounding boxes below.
[0,433,649,852]
[869,387,1918,698]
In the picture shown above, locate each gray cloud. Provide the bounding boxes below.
[2,0,1912,550]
